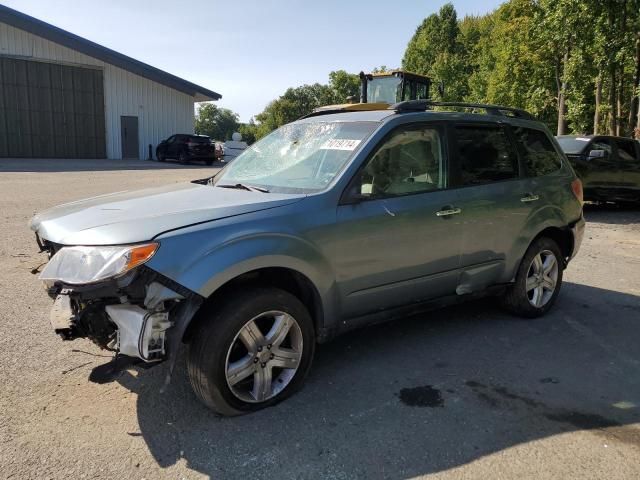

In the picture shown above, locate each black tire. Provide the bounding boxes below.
[178,151,189,164]
[187,287,315,416]
[205,158,213,166]
[156,150,165,162]
[501,237,563,318]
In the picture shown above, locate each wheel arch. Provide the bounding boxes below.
[183,266,326,344]
[529,226,574,265]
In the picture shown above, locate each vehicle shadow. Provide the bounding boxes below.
[117,282,640,479]
[583,202,640,225]
[0,158,225,173]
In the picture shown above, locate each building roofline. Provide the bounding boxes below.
[0,4,221,101]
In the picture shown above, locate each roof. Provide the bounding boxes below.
[0,4,221,102]
[297,110,395,123]
[296,106,546,128]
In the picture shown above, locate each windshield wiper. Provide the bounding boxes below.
[217,183,270,193]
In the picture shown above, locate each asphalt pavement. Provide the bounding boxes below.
[1,158,638,479]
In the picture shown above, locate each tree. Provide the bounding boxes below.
[194,104,240,141]
[251,71,362,139]
[402,3,469,100]
[238,119,258,145]
[328,70,360,102]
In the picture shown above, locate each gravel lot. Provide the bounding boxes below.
[1,158,639,479]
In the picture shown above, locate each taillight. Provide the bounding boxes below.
[571,178,583,204]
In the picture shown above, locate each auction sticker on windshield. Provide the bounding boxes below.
[321,139,361,150]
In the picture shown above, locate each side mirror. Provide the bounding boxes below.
[341,180,371,205]
[587,149,606,160]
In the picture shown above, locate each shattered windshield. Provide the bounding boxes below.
[213,121,378,193]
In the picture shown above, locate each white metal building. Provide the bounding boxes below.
[0,5,220,160]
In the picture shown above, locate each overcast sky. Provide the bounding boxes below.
[4,0,502,122]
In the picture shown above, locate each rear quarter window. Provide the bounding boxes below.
[514,127,562,177]
[189,136,211,144]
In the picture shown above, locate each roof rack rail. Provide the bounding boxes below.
[390,100,535,120]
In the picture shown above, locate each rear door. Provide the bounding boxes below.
[613,138,640,199]
[449,123,528,292]
[167,135,182,158]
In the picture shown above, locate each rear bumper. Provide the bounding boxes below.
[569,213,585,260]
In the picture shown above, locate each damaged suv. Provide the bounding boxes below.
[31,101,585,416]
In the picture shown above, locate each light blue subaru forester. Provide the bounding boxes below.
[31,100,585,415]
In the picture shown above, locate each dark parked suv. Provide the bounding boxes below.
[556,135,640,203]
[156,134,216,165]
[31,100,585,415]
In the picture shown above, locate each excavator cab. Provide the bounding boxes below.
[360,70,431,104]
[309,70,433,116]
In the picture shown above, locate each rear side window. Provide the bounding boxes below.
[189,136,211,144]
[514,127,562,176]
[454,125,518,186]
[615,139,638,162]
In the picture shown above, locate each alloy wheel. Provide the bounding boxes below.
[526,249,559,308]
[225,311,303,403]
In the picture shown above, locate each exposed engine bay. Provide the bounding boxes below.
[40,238,202,367]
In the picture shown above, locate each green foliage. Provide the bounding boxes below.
[402,3,465,100]
[402,0,640,135]
[238,120,257,145]
[251,70,361,140]
[242,1,639,140]
[194,104,240,141]
[328,70,361,102]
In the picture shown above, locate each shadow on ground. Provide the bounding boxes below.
[115,282,640,479]
[0,158,225,173]
[583,202,640,225]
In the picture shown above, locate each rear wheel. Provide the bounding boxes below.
[178,151,189,164]
[187,288,315,415]
[501,237,563,318]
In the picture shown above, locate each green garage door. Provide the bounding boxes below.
[0,57,106,158]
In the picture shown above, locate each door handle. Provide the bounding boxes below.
[436,207,462,217]
[520,194,540,203]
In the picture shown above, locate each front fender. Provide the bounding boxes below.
[146,225,338,328]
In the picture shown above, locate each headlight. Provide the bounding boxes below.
[39,243,158,285]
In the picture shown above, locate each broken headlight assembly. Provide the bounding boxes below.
[39,243,158,286]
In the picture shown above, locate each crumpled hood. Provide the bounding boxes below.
[30,182,305,245]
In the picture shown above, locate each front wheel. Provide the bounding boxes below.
[178,151,189,164]
[187,288,315,415]
[156,151,165,162]
[501,237,563,318]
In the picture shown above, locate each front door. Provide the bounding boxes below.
[329,124,462,319]
[581,137,617,193]
[120,116,139,159]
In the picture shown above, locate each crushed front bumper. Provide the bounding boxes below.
[43,263,203,382]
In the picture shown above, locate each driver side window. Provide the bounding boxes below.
[359,126,445,197]
[586,139,612,159]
